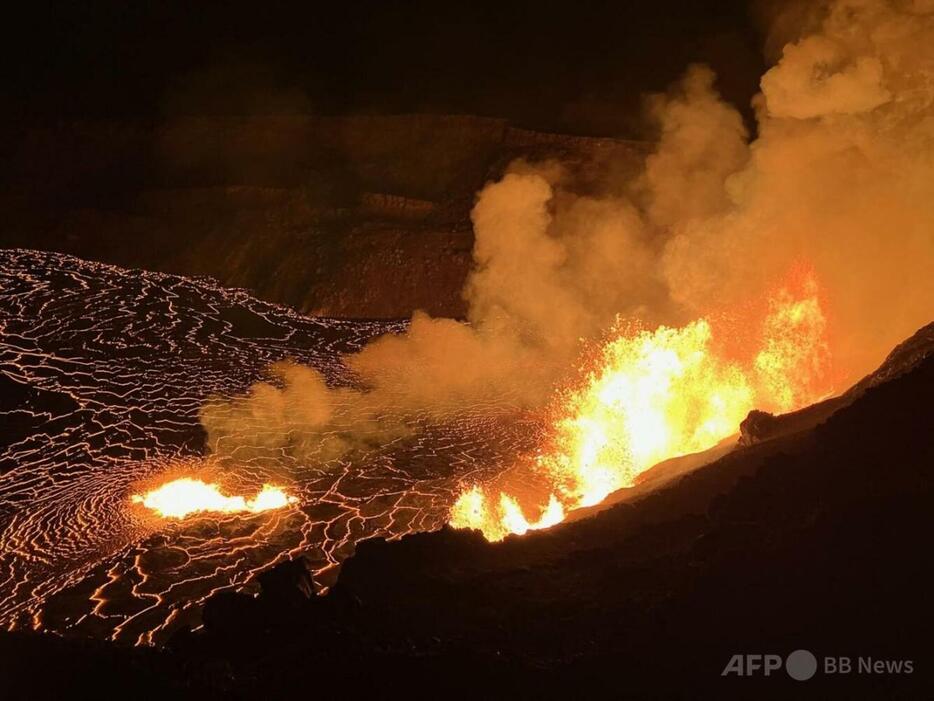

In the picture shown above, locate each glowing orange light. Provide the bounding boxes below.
[452,271,833,541]
[754,276,831,412]
[450,487,565,542]
[131,478,297,519]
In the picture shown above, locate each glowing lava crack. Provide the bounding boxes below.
[0,250,523,645]
[131,479,297,519]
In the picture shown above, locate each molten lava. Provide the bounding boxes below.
[754,278,830,413]
[131,478,297,519]
[451,273,832,541]
[452,487,566,542]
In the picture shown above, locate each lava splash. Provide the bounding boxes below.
[451,270,833,541]
[131,478,297,519]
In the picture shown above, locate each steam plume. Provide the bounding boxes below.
[202,0,934,466]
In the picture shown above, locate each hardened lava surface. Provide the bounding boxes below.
[0,250,537,644]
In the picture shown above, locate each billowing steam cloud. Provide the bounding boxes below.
[202,0,934,464]
[663,0,934,376]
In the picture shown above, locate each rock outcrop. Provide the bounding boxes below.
[0,115,648,318]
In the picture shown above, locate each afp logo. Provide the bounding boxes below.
[722,649,818,681]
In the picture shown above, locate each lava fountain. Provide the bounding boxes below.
[131,478,297,519]
[451,269,832,541]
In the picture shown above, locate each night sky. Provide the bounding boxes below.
[4,0,766,135]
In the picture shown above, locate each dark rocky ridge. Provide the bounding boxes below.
[0,115,648,318]
[4,323,932,699]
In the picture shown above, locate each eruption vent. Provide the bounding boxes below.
[197,0,934,550]
[131,478,297,519]
[451,274,831,540]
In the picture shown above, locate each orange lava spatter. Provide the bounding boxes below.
[131,478,297,519]
[451,272,833,541]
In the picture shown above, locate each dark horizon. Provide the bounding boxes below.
[3,0,766,136]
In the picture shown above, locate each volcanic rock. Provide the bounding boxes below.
[738,409,776,446]
[0,115,648,319]
[256,557,315,607]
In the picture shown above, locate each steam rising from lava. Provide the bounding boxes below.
[201,0,934,539]
[452,281,831,540]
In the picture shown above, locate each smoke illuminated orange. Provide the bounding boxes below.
[754,277,830,413]
[131,478,297,519]
[451,273,832,541]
